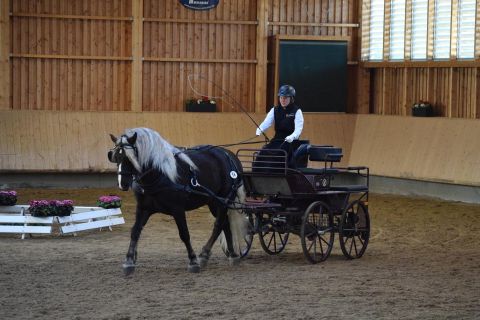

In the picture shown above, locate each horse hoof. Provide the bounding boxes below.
[229,257,241,266]
[188,263,201,273]
[198,257,209,268]
[123,262,136,276]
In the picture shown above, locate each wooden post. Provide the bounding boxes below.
[355,0,370,114]
[131,0,143,112]
[255,0,268,113]
[0,0,10,109]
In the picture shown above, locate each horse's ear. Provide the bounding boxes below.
[127,132,137,145]
[110,134,118,143]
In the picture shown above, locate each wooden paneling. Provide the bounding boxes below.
[369,66,480,119]
[10,0,132,111]
[2,111,480,187]
[266,0,360,111]
[142,0,258,112]
[349,115,480,186]
[0,0,10,109]
[0,111,355,172]
[6,0,361,113]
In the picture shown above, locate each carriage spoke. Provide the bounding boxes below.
[356,234,365,247]
[347,235,354,255]
[319,235,332,247]
[307,237,315,252]
[266,231,274,249]
[317,235,324,256]
[353,236,358,256]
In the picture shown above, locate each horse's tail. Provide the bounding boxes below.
[221,184,248,256]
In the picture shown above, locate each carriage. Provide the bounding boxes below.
[233,142,371,263]
[109,128,370,274]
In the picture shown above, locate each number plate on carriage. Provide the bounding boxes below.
[314,175,330,190]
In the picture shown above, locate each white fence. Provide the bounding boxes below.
[0,205,124,238]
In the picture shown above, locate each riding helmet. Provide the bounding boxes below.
[278,85,296,97]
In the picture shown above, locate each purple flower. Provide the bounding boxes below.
[0,190,18,206]
[28,199,74,217]
[97,195,122,209]
[0,191,17,196]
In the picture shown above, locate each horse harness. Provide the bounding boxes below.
[113,140,242,208]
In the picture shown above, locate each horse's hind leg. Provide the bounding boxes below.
[124,208,152,276]
[198,205,228,268]
[173,212,200,273]
[222,222,241,266]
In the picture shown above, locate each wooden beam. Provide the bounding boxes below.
[255,0,268,113]
[143,57,257,64]
[144,18,258,25]
[268,22,359,28]
[0,0,10,109]
[10,54,132,61]
[131,0,143,112]
[10,13,133,21]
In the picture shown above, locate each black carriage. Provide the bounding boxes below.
[235,142,371,263]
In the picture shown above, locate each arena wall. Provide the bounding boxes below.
[1,111,479,188]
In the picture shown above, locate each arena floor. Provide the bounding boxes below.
[1,188,479,319]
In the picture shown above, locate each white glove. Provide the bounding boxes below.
[285,135,294,143]
[256,128,262,136]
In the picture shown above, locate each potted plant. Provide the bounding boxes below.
[0,190,17,206]
[97,195,122,209]
[412,100,433,117]
[28,199,74,217]
[185,96,217,112]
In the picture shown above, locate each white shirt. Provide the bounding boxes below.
[256,107,304,140]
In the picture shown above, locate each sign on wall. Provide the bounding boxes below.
[179,0,219,10]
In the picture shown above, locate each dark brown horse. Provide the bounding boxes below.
[108,127,247,275]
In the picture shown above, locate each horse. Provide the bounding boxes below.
[107,127,247,275]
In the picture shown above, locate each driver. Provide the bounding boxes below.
[255,84,304,159]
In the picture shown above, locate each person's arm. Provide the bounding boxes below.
[285,109,304,142]
[256,107,275,135]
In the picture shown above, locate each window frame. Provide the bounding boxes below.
[360,0,480,68]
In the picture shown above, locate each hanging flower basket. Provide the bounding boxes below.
[0,191,17,206]
[97,195,122,209]
[28,200,74,217]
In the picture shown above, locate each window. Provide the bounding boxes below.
[369,0,385,60]
[433,0,452,59]
[457,0,476,59]
[362,0,479,61]
[411,0,429,59]
[390,0,406,60]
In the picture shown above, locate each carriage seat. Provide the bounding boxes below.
[291,144,343,170]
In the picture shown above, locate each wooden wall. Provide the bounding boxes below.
[0,111,355,172]
[2,110,480,187]
[4,0,363,113]
[10,0,133,111]
[370,67,480,119]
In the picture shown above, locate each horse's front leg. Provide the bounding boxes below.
[123,208,151,276]
[173,212,200,273]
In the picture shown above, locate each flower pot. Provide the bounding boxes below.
[412,105,433,117]
[186,101,216,112]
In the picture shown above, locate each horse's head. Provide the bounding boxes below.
[108,132,140,191]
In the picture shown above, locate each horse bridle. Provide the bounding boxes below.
[108,135,139,178]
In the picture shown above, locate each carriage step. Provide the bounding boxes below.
[329,185,368,192]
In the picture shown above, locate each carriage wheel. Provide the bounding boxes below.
[339,200,370,259]
[300,201,334,264]
[258,213,289,255]
[220,213,254,259]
